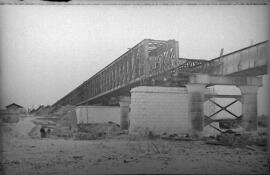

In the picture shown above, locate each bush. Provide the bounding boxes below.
[216,131,267,147]
[0,114,19,123]
[258,114,268,127]
[129,126,160,139]
[128,139,174,155]
[74,132,101,140]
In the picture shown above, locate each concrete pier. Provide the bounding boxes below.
[238,86,259,131]
[186,83,206,137]
[119,96,131,130]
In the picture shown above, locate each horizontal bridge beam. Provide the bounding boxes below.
[205,94,241,100]
[188,74,262,86]
[190,40,268,76]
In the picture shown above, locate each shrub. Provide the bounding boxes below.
[0,114,19,123]
[258,114,268,127]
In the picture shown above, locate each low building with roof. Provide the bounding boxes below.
[5,103,27,114]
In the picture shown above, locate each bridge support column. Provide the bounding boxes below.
[186,83,206,138]
[238,86,259,131]
[119,96,131,130]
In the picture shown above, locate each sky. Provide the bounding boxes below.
[0,5,269,111]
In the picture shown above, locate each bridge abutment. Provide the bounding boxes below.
[119,96,131,130]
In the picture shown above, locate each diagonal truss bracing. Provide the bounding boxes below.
[53,39,207,107]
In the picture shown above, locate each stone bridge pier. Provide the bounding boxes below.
[119,96,131,130]
[186,84,206,137]
[238,85,259,131]
[186,74,262,137]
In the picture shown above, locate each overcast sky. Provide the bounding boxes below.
[0,5,269,110]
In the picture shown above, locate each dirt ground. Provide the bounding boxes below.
[0,114,269,174]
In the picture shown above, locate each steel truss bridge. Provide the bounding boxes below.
[52,39,268,108]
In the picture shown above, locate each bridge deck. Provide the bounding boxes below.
[53,39,203,107]
[52,39,268,108]
[188,40,268,76]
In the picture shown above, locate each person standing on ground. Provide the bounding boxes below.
[40,126,45,138]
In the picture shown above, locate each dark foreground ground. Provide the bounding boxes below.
[0,115,269,174]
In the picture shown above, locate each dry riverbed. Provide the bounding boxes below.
[0,115,269,174]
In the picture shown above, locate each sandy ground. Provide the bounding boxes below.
[1,115,269,175]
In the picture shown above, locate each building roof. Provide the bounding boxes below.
[6,103,24,109]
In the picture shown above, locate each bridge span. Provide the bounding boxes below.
[53,39,207,108]
[53,39,268,108]
[52,39,268,136]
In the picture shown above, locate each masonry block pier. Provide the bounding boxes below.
[129,87,189,135]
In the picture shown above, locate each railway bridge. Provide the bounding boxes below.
[52,39,268,136]
[53,39,206,107]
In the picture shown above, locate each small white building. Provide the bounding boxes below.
[6,103,27,114]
